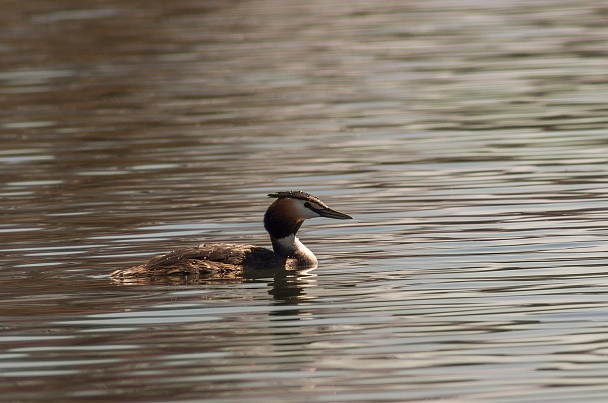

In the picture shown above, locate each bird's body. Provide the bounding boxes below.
[113,244,292,279]
[111,191,352,279]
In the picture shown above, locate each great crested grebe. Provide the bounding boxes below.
[110,191,352,279]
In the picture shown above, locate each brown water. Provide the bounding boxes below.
[3,0,608,401]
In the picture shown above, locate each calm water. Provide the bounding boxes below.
[3,0,608,401]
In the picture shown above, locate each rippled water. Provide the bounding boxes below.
[3,0,608,401]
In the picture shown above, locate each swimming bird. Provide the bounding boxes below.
[110,191,352,279]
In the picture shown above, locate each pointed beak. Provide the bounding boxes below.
[315,206,353,220]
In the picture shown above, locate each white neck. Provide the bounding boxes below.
[271,234,318,268]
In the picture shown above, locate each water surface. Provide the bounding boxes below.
[3,0,608,401]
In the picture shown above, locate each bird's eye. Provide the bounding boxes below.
[304,202,311,208]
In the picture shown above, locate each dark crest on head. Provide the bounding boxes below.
[267,191,329,208]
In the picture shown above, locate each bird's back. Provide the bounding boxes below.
[111,243,290,280]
